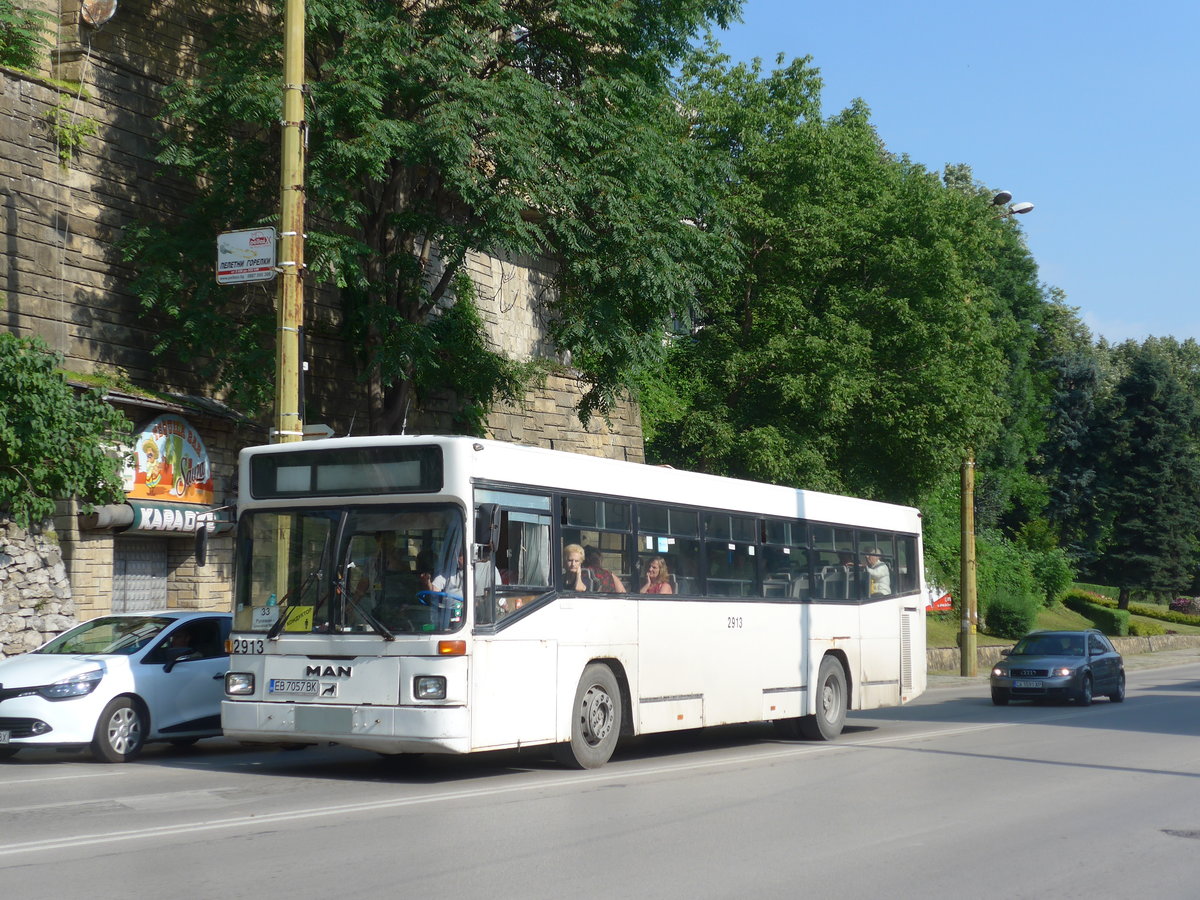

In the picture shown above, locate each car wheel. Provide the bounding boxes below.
[799,656,848,740]
[991,688,1010,706]
[1108,672,1126,703]
[91,697,146,763]
[1076,674,1093,707]
[552,663,622,769]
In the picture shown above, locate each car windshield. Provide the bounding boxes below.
[1013,634,1086,656]
[35,616,174,655]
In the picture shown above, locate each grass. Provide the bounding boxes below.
[926,602,1200,649]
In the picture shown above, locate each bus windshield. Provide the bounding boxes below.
[234,504,465,635]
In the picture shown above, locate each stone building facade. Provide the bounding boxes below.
[1,2,644,652]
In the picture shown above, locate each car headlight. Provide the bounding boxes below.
[1053,667,1074,677]
[225,672,255,695]
[39,667,104,700]
[992,667,1005,677]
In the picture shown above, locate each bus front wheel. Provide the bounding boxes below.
[553,663,621,769]
[799,656,847,741]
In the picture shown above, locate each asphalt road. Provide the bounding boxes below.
[3,652,1199,900]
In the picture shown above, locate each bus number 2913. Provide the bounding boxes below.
[727,616,743,629]
[232,637,265,655]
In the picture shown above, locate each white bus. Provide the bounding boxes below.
[221,436,926,767]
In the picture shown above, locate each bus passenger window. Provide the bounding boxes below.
[810,525,858,601]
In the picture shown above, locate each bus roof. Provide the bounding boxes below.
[240,435,921,532]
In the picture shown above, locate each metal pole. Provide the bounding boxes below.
[960,451,977,676]
[273,0,306,444]
[269,0,306,617]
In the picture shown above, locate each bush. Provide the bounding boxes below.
[1031,547,1074,606]
[1073,582,1119,601]
[985,590,1039,639]
[1063,589,1130,636]
[977,532,1039,625]
[1129,620,1166,637]
[0,333,131,526]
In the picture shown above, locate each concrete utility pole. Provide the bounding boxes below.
[960,451,977,676]
[273,0,306,444]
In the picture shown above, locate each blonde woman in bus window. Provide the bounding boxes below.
[563,543,598,592]
[639,556,674,594]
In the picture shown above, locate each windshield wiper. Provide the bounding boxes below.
[339,561,395,641]
[266,568,322,640]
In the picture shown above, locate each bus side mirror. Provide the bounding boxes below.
[474,503,500,561]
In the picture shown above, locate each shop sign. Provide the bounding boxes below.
[125,414,215,505]
[129,502,209,534]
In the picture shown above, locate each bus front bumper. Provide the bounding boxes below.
[221,700,471,754]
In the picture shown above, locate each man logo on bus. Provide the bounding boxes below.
[306,665,352,678]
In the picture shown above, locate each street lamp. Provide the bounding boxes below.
[992,190,1034,218]
[959,190,1035,677]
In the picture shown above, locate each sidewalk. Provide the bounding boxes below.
[927,644,1200,689]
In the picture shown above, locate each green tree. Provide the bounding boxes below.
[1086,343,1200,608]
[643,49,1019,505]
[124,0,740,432]
[0,334,131,527]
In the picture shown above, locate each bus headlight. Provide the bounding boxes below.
[226,672,255,695]
[414,676,446,700]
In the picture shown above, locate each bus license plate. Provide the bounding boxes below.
[268,679,319,695]
[1013,680,1043,689]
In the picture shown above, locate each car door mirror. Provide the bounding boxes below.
[162,646,199,672]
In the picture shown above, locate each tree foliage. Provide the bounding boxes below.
[1081,341,1200,606]
[0,0,53,71]
[642,49,1035,506]
[0,334,131,527]
[124,0,741,431]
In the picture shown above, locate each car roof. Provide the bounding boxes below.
[1024,628,1102,637]
[88,610,231,621]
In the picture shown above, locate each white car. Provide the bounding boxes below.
[0,611,231,762]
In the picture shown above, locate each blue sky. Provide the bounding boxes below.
[713,0,1200,344]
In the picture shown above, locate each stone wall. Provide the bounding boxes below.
[0,518,75,657]
[927,633,1200,673]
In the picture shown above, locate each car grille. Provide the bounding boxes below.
[1010,668,1050,677]
[0,717,50,739]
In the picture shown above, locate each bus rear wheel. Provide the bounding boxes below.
[799,656,847,741]
[553,663,621,769]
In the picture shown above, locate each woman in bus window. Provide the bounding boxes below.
[563,543,598,592]
[639,556,674,594]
